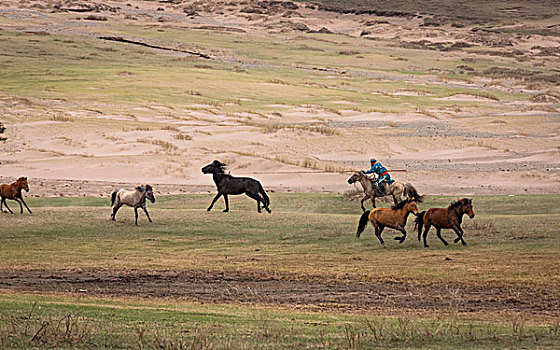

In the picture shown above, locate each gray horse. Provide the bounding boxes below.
[111,185,155,226]
[348,171,423,211]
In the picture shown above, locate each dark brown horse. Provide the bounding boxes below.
[415,198,475,247]
[202,160,271,213]
[356,199,419,245]
[0,177,32,214]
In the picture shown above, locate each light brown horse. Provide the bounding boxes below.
[0,177,32,214]
[415,198,475,247]
[356,199,419,245]
[347,171,423,211]
[111,185,155,226]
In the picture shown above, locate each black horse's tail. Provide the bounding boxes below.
[356,210,371,238]
[111,190,117,206]
[415,211,426,241]
[258,182,270,208]
[404,183,424,203]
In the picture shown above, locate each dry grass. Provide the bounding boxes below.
[50,114,74,122]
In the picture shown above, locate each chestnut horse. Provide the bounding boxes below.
[347,171,423,211]
[0,177,32,214]
[356,199,419,245]
[415,198,475,247]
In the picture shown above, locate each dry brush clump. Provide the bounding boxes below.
[0,122,6,141]
[0,303,97,348]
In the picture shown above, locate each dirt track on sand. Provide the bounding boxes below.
[1,268,558,316]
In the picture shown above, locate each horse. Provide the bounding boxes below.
[111,185,155,226]
[356,199,419,245]
[415,198,475,247]
[0,177,32,214]
[347,171,423,211]
[202,160,271,213]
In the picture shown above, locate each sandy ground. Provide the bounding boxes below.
[0,0,559,197]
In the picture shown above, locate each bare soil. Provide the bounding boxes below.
[1,268,558,317]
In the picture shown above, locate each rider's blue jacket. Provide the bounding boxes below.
[364,162,388,176]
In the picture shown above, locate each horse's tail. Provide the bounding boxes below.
[415,211,426,241]
[356,210,371,238]
[258,182,270,208]
[111,190,117,206]
[404,183,424,203]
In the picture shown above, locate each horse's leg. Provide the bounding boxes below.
[19,197,32,214]
[422,224,431,247]
[392,193,398,206]
[453,226,467,246]
[435,227,449,246]
[134,207,139,226]
[246,192,262,213]
[371,196,376,209]
[207,192,222,211]
[375,225,385,246]
[2,198,13,214]
[111,203,123,221]
[360,195,370,211]
[141,204,153,223]
[13,198,23,214]
[222,194,229,212]
[394,227,407,243]
[0,197,4,213]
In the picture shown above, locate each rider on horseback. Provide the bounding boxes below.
[363,158,394,195]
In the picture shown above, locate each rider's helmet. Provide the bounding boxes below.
[370,158,377,164]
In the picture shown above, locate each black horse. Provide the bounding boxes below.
[201,160,271,213]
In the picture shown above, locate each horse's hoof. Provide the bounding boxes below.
[223,209,229,213]
[424,245,429,248]
[206,208,212,212]
[462,242,467,246]
[394,236,401,241]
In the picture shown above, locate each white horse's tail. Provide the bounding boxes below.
[404,183,424,202]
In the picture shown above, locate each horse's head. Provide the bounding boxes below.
[347,172,362,184]
[145,184,155,203]
[202,160,226,175]
[406,200,419,216]
[17,177,29,192]
[461,198,475,218]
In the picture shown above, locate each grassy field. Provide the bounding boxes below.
[0,193,559,349]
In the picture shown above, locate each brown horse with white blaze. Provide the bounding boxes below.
[0,177,32,214]
[356,199,419,245]
[415,198,475,247]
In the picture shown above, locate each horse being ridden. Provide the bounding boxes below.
[415,198,475,247]
[202,160,271,213]
[347,171,423,211]
[111,185,155,226]
[356,199,419,245]
[0,177,32,214]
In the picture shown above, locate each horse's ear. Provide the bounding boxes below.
[145,185,152,191]
[136,186,143,191]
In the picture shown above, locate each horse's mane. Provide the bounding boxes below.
[391,199,411,210]
[449,198,471,209]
